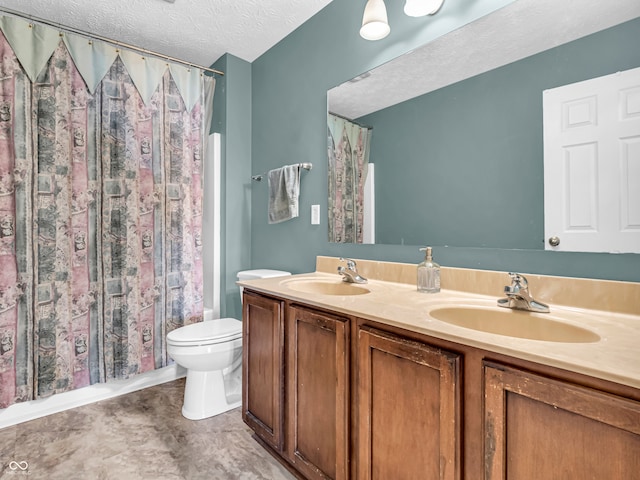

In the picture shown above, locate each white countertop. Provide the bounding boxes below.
[239,271,640,390]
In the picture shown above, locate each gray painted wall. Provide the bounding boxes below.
[247,0,640,283]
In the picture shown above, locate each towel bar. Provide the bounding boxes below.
[252,162,312,182]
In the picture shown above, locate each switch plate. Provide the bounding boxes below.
[311,204,320,225]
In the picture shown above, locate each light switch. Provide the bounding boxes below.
[311,204,320,225]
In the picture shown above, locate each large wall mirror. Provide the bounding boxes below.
[327,0,640,251]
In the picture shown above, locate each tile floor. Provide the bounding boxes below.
[0,379,296,480]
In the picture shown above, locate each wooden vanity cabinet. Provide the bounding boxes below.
[242,289,640,480]
[242,291,285,451]
[483,362,640,480]
[285,305,350,480]
[355,326,462,480]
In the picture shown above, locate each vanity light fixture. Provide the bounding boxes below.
[360,0,391,41]
[360,0,445,40]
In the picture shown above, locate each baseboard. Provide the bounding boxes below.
[0,365,186,430]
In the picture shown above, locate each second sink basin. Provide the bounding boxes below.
[430,306,600,343]
[282,278,370,296]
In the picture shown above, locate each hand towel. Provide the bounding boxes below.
[268,164,300,224]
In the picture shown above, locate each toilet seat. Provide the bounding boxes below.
[167,318,242,347]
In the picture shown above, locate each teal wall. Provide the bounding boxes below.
[211,54,253,318]
[247,0,640,284]
[366,18,640,248]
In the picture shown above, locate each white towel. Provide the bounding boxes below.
[268,164,300,224]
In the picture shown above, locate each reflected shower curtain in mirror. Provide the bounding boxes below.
[327,113,371,243]
[0,20,210,408]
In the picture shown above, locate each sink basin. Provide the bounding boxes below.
[430,307,600,343]
[283,278,370,296]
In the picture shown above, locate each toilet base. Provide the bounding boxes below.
[181,369,241,420]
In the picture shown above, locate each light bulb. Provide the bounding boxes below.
[360,0,390,40]
[404,0,444,17]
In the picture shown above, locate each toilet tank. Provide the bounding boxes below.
[237,269,291,302]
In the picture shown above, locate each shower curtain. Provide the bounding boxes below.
[0,16,213,408]
[327,113,371,243]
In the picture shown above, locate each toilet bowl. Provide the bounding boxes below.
[167,315,243,420]
[167,269,291,420]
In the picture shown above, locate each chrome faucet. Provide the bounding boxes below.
[497,272,549,313]
[337,257,368,284]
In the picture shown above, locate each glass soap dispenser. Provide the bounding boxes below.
[417,246,441,293]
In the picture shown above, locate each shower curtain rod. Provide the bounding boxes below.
[0,6,224,76]
[329,111,372,130]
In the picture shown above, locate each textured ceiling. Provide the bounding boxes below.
[0,0,333,67]
[329,0,640,119]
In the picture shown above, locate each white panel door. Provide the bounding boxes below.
[543,67,640,253]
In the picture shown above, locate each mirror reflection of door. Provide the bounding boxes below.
[543,66,640,254]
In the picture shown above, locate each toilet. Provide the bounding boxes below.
[167,269,291,420]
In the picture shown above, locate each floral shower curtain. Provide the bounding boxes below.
[0,17,211,408]
[0,27,33,407]
[327,113,371,243]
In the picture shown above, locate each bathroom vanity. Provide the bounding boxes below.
[240,257,640,480]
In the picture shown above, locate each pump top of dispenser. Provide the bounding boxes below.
[420,246,433,261]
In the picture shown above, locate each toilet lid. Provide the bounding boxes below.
[167,318,242,346]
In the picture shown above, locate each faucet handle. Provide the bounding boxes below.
[505,272,528,293]
[339,257,357,270]
[508,272,527,284]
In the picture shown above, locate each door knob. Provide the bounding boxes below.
[548,236,560,247]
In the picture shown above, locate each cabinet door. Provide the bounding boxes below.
[484,362,640,480]
[356,326,461,480]
[242,292,285,451]
[286,305,350,480]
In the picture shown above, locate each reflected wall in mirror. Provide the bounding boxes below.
[327,0,640,250]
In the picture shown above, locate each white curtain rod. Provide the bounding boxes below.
[0,6,224,76]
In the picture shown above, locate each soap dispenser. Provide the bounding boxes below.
[417,247,441,293]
